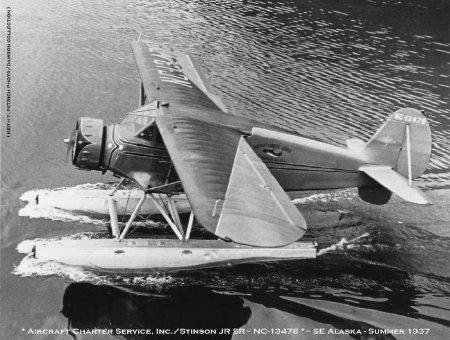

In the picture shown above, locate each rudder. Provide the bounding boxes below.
[363,108,432,179]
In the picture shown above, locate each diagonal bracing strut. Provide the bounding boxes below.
[107,180,194,241]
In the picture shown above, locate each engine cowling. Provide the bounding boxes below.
[64,117,104,171]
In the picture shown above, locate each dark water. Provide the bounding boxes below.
[1,0,449,339]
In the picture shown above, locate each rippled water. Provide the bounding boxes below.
[1,0,449,339]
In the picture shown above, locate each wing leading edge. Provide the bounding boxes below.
[156,116,307,247]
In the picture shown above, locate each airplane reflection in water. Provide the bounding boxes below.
[62,283,250,339]
[60,261,438,340]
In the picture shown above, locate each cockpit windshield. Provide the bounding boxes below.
[120,102,160,136]
[121,114,154,134]
[118,101,166,144]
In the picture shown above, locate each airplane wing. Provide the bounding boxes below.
[131,41,227,113]
[156,115,307,247]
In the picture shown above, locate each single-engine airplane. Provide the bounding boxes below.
[25,40,432,270]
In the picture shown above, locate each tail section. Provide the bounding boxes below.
[359,108,432,204]
[363,108,432,179]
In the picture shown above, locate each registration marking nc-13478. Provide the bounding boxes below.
[148,46,193,88]
[393,112,427,125]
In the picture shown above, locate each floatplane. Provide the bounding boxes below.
[19,40,432,271]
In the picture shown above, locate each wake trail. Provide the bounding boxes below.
[317,232,370,256]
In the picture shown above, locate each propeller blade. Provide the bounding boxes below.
[65,141,72,162]
[64,128,77,162]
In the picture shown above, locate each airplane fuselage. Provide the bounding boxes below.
[100,105,374,192]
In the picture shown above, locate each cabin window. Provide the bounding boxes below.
[139,126,154,142]
[138,126,155,142]
[137,125,164,146]
[133,115,153,132]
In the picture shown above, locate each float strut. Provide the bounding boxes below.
[148,194,184,240]
[185,211,194,241]
[108,196,120,238]
[119,193,147,240]
[166,195,184,238]
[110,178,126,196]
[109,178,126,238]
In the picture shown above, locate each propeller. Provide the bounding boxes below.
[64,126,78,163]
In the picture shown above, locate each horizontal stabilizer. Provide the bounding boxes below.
[359,165,428,204]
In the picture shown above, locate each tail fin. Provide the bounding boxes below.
[363,108,432,179]
[359,108,432,204]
